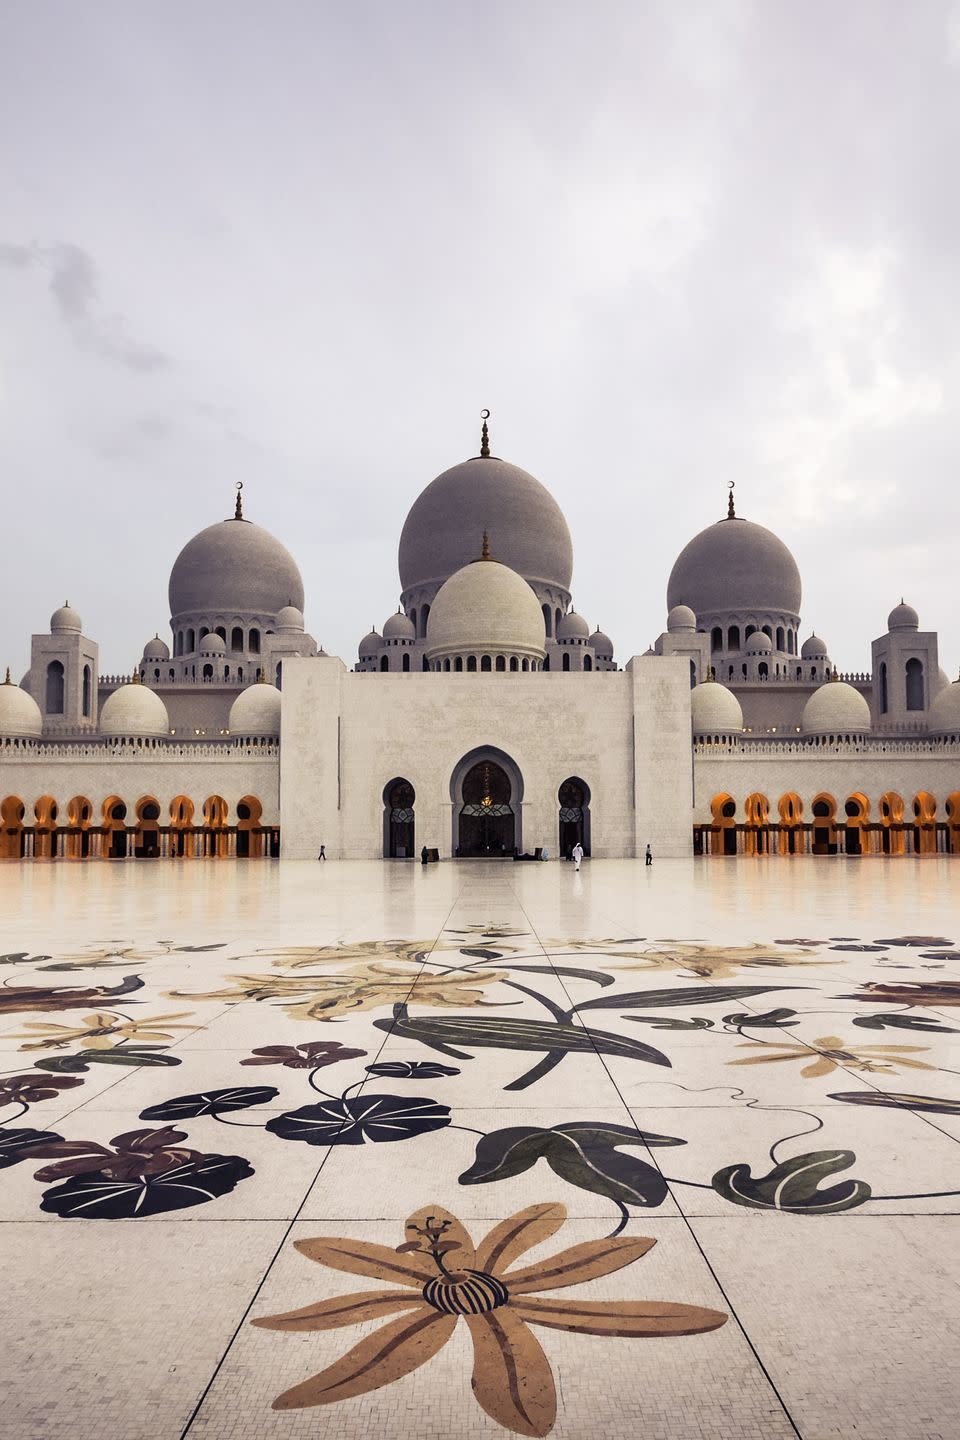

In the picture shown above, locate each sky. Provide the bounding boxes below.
[2,1,959,679]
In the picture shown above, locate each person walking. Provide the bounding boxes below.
[318,845,326,862]
[645,843,653,866]
[572,841,584,872]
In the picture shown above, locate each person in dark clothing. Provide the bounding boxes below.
[318,845,326,861]
[421,846,428,865]
[645,844,653,866]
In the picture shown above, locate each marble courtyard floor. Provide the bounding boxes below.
[1,858,960,1440]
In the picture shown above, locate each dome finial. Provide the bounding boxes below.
[3,667,10,685]
[131,663,141,685]
[234,481,244,520]
[726,481,736,519]
[480,408,491,458]
[481,529,491,560]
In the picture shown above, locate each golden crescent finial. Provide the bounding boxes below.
[480,409,491,458]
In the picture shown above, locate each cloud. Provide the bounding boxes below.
[0,239,170,373]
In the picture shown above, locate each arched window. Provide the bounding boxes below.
[409,608,418,635]
[45,660,65,714]
[758,662,768,679]
[199,626,209,642]
[522,658,530,672]
[481,655,492,672]
[454,656,463,672]
[761,625,772,641]
[402,652,410,672]
[542,604,552,638]
[202,664,213,681]
[467,656,477,672]
[215,626,226,642]
[495,655,505,671]
[421,655,429,671]
[510,656,518,672]
[249,628,261,654]
[379,654,388,671]
[420,604,430,638]
[745,625,757,640]
[584,654,592,671]
[905,658,924,711]
[562,652,571,671]
[82,664,91,716]
[186,628,195,653]
[443,658,451,671]
[880,661,888,713]
[383,778,416,858]
[543,655,550,671]
[711,627,722,652]
[555,608,562,636]
[727,625,740,651]
[776,626,785,651]
[231,626,243,652]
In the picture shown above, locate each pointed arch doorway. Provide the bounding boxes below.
[452,749,522,857]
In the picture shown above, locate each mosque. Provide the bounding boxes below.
[2,415,959,861]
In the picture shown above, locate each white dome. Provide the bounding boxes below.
[591,627,614,659]
[801,680,871,736]
[383,610,416,641]
[556,610,589,641]
[426,558,546,660]
[143,635,170,660]
[276,605,305,631]
[168,514,304,621]
[228,682,281,736]
[746,631,773,653]
[50,603,82,635]
[801,633,829,659]
[667,604,697,633]
[399,453,573,600]
[359,628,383,658]
[0,672,42,737]
[888,600,919,631]
[691,680,743,734]
[928,678,960,735]
[99,683,169,739]
[199,633,227,655]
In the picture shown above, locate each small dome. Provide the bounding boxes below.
[0,672,43,737]
[276,605,305,631]
[801,680,871,736]
[691,680,743,735]
[801,633,829,659]
[228,681,281,736]
[143,634,170,660]
[99,683,169,739]
[426,558,546,659]
[50,602,82,635]
[358,628,383,658]
[383,610,416,641]
[668,514,801,617]
[591,627,614,659]
[667,604,697,633]
[929,677,960,734]
[746,631,773,653]
[888,600,919,631]
[557,610,589,641]
[199,633,227,655]
[168,516,304,620]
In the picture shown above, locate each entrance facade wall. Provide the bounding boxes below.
[279,655,693,859]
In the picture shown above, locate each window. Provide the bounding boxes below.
[199,626,209,642]
[584,654,592,671]
[776,626,785,650]
[522,658,530,671]
[202,664,213,681]
[562,652,570,671]
[422,655,429,671]
[728,625,740,651]
[906,658,924,711]
[454,656,463,672]
[231,626,243,652]
[467,656,477,672]
[186,629,195,653]
[510,656,518,672]
[249,629,261,654]
[45,660,65,714]
[880,661,888,713]
[420,604,430,638]
[215,626,226,642]
[495,655,505,671]
[711,627,722,652]
[542,604,552,638]
[481,655,491,672]
[402,652,410,672]
[82,664,91,716]
[379,655,388,671]
[443,658,450,671]
[410,608,418,635]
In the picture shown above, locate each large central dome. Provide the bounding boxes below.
[398,456,573,600]
[667,514,802,618]
[168,515,304,620]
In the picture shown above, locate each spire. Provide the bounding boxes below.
[480,408,491,458]
[481,529,491,560]
[3,667,10,685]
[234,481,244,520]
[726,481,736,519]
[131,664,141,685]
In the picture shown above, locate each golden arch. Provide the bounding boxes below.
[743,792,770,856]
[946,792,960,855]
[843,793,870,856]
[237,794,264,857]
[169,795,194,857]
[810,793,837,855]
[879,791,905,856]
[33,795,59,858]
[102,795,129,859]
[0,795,26,859]
[203,795,228,857]
[135,795,162,859]
[777,792,804,855]
[710,793,738,856]
[913,791,937,855]
[66,795,94,859]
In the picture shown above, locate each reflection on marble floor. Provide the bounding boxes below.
[1,857,959,1439]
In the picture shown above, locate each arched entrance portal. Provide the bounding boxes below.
[710,793,738,855]
[558,777,591,858]
[383,779,415,858]
[457,758,516,857]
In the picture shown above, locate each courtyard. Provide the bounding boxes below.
[1,856,959,1439]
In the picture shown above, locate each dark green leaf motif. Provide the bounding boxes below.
[34,1048,182,1073]
[364,1061,460,1079]
[828,1091,960,1116]
[140,1086,279,1121]
[722,1008,799,1028]
[40,1154,253,1218]
[460,1122,684,1208]
[266,1094,451,1146]
[0,1127,64,1169]
[625,1015,715,1031]
[573,984,803,1015]
[497,963,616,987]
[851,1013,958,1033]
[712,1150,871,1213]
